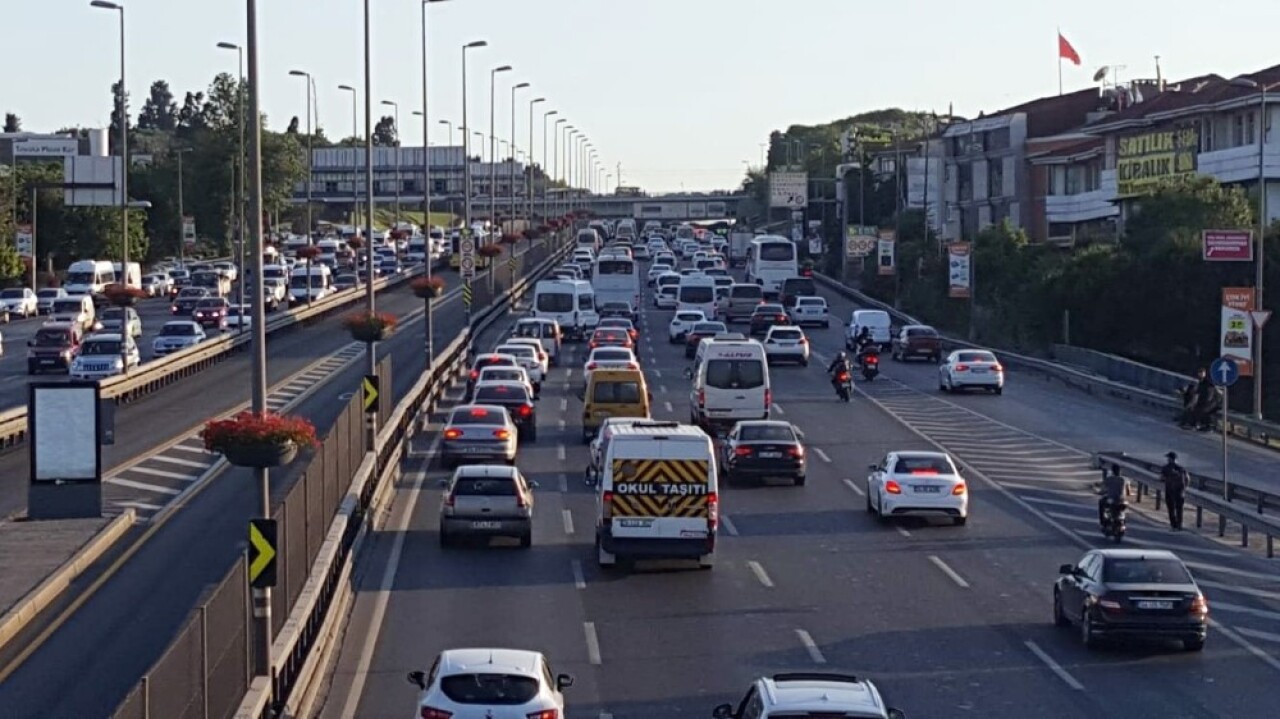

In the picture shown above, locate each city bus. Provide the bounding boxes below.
[591,254,641,312]
[745,235,798,296]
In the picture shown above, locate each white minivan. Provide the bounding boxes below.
[687,339,771,431]
[676,275,717,318]
[846,309,893,350]
[532,278,599,341]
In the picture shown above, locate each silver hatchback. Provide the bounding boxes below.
[438,464,537,547]
[440,403,519,468]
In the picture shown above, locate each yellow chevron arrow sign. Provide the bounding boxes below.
[248,519,277,588]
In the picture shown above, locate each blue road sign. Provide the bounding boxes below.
[1210,357,1240,387]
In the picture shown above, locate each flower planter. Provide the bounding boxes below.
[414,285,444,299]
[223,441,298,469]
[349,325,387,343]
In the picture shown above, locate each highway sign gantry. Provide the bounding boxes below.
[1210,356,1240,387]
[362,374,379,414]
[248,519,277,589]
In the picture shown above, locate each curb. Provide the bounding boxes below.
[0,509,137,653]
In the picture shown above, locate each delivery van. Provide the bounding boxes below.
[593,422,718,570]
[687,339,770,431]
[532,278,598,340]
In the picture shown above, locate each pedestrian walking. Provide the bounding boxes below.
[1160,451,1190,530]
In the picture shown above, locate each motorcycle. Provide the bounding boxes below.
[859,351,880,381]
[833,369,853,402]
[1099,499,1127,542]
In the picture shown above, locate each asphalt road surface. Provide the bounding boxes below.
[319,268,1280,718]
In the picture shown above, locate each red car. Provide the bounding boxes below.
[192,297,229,330]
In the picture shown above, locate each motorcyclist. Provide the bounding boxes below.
[827,351,852,389]
[853,326,874,354]
[1191,370,1219,431]
[1097,464,1128,526]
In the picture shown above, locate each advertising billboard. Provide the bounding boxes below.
[1115,127,1199,197]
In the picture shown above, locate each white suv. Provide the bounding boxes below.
[715,673,906,719]
[407,648,573,718]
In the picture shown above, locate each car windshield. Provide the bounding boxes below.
[0,289,24,298]
[477,357,515,370]
[498,346,536,359]
[705,360,764,390]
[679,286,713,303]
[32,329,68,347]
[53,300,84,313]
[160,324,197,337]
[893,455,953,474]
[740,424,796,441]
[80,340,121,355]
[439,673,539,705]
[676,313,704,323]
[731,285,763,299]
[956,352,996,363]
[179,289,205,298]
[592,381,642,403]
[450,407,505,426]
[481,369,523,381]
[536,293,574,313]
[1103,557,1194,584]
[693,323,726,334]
[196,299,224,309]
[452,476,518,496]
[756,305,785,314]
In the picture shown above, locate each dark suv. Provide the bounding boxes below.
[27,322,84,374]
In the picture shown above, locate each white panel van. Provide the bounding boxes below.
[687,340,771,431]
[532,279,599,340]
[676,275,717,318]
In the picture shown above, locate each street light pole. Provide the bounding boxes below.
[421,0,448,231]
[91,1,129,285]
[217,41,246,322]
[554,119,566,219]
[381,99,401,229]
[542,109,557,225]
[288,71,315,241]
[528,97,544,225]
[362,0,377,443]
[489,65,512,233]
[509,82,529,233]
[338,85,359,232]
[461,40,487,324]
[565,129,576,217]
[1232,76,1271,420]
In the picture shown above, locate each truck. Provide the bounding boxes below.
[64,260,117,295]
[727,231,755,267]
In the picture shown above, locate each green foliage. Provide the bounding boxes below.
[0,242,25,285]
[3,113,19,133]
[373,116,398,146]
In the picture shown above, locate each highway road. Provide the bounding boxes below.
[0,244,557,716]
[320,267,1280,718]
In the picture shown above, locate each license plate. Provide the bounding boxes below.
[471,521,499,529]
[40,359,56,365]
[619,519,653,528]
[759,451,782,458]
[914,485,941,493]
[971,368,988,373]
[1136,600,1173,610]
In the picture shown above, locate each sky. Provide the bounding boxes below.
[5,0,1278,193]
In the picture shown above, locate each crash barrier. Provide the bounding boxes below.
[812,272,1280,453]
[101,234,573,719]
[0,258,453,450]
[1093,451,1280,559]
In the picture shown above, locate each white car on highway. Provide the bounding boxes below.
[667,309,707,343]
[939,349,1005,394]
[787,296,830,328]
[0,288,38,318]
[495,342,547,385]
[407,648,573,719]
[653,283,678,309]
[225,304,251,330]
[583,346,639,386]
[763,326,810,366]
[153,320,207,356]
[36,288,67,315]
[866,450,968,526]
[70,333,140,380]
[647,263,673,285]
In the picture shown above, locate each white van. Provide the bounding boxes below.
[687,340,770,431]
[594,422,718,569]
[576,229,601,253]
[511,317,562,366]
[845,309,893,350]
[64,260,116,296]
[50,295,98,332]
[532,279,599,341]
[676,275,717,317]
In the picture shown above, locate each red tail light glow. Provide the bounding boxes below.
[469,370,479,380]
[518,404,533,417]
[526,709,559,719]
[493,429,512,440]
[765,389,772,408]
[626,362,638,369]
[837,371,849,382]
[697,389,705,407]
[602,490,614,520]
[992,363,1004,372]
[885,480,902,494]
[443,428,463,440]
[799,337,808,344]
[420,708,453,719]
[788,445,805,458]
[586,362,598,370]
[955,364,969,372]
[1190,595,1209,615]
[706,491,719,531]
[734,446,753,456]
[952,482,967,495]
[866,355,879,365]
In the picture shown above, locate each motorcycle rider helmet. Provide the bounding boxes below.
[836,351,847,362]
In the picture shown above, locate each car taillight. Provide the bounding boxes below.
[469,369,479,380]
[764,389,772,409]
[589,341,598,349]
[992,363,1004,372]
[952,482,967,495]
[866,355,878,365]
[494,429,512,440]
[516,492,529,509]
[955,364,969,372]
[837,371,850,382]
[798,337,807,344]
[519,404,533,417]
[627,362,638,369]
[586,362,597,370]
[602,490,614,521]
[1098,597,1124,612]
[170,306,178,313]
[706,491,719,531]
[420,708,453,719]
[443,493,455,508]
[734,446,753,457]
[443,428,463,440]
[788,446,805,458]
[697,389,705,407]
[1189,594,1209,615]
[885,480,902,494]
[526,709,558,719]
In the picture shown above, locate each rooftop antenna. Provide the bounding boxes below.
[1154,55,1163,89]
[1093,66,1110,84]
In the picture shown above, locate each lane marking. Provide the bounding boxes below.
[927,555,971,589]
[128,466,195,480]
[659,384,669,393]
[562,509,575,535]
[812,447,831,463]
[558,419,566,430]
[795,629,826,664]
[171,444,208,454]
[571,559,586,590]
[842,478,865,496]
[557,445,567,461]
[1212,601,1280,622]
[653,369,662,378]
[564,369,573,380]
[560,398,568,411]
[772,403,785,415]
[747,560,775,588]
[149,456,210,469]
[114,500,163,511]
[1024,640,1084,691]
[663,401,673,413]
[559,474,569,493]
[104,477,181,495]
[584,622,602,665]
[1237,626,1280,645]
[894,525,912,538]
[1198,579,1280,602]
[720,514,739,536]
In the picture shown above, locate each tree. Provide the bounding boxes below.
[372,115,398,146]
[176,91,208,135]
[0,243,24,286]
[3,113,20,133]
[108,80,131,153]
[286,116,300,134]
[137,80,178,132]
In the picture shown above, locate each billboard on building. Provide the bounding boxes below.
[769,171,808,208]
[14,138,78,158]
[1115,127,1198,197]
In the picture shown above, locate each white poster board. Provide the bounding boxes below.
[31,384,100,482]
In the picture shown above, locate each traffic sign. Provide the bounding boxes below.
[508,256,516,272]
[460,235,476,280]
[248,519,277,589]
[362,374,379,414]
[1252,310,1272,329]
[1210,356,1240,387]
[462,281,473,308]
[1202,229,1254,262]
[769,171,808,208]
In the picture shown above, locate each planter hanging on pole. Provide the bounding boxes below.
[342,310,398,343]
[201,410,318,469]
[411,275,447,299]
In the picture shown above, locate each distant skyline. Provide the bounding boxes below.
[4,0,1277,192]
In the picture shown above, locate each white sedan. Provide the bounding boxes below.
[866,450,968,526]
[667,310,707,343]
[763,326,810,366]
[788,296,830,327]
[501,337,550,376]
[647,264,674,285]
[653,283,679,309]
[495,343,547,384]
[939,349,1004,394]
[583,346,639,386]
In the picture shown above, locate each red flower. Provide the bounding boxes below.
[500,233,521,244]
[341,311,398,333]
[477,244,504,258]
[296,245,322,260]
[201,411,319,453]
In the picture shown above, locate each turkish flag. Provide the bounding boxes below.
[1058,33,1081,65]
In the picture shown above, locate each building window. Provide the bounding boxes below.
[1200,118,1216,152]
[1066,165,1083,195]
[1234,114,1246,147]
[986,128,1011,151]
[433,179,448,194]
[1085,160,1101,191]
[958,163,973,202]
[1048,166,1065,196]
[324,181,338,194]
[988,161,1004,198]
[1048,222,1074,239]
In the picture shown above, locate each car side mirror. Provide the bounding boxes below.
[1059,563,1075,575]
[407,670,426,689]
[528,480,541,489]
[868,463,879,471]
[556,673,574,691]
[713,704,734,719]
[27,340,33,347]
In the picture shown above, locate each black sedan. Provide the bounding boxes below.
[1053,548,1208,651]
[471,380,538,442]
[718,420,806,486]
[748,303,790,336]
[170,288,211,315]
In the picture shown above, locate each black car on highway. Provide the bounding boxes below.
[718,420,806,486]
[470,380,538,442]
[748,303,790,336]
[171,287,211,315]
[1054,548,1208,651]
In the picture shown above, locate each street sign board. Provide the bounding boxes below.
[1202,229,1254,262]
[1209,356,1239,387]
[1252,310,1272,329]
[362,375,379,414]
[769,172,808,208]
[248,519,277,589]
[460,235,476,280]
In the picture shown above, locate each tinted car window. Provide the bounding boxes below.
[907,327,938,337]
[452,477,517,496]
[450,408,505,426]
[755,304,785,314]
[956,352,996,363]
[739,424,795,441]
[705,360,765,390]
[439,673,539,704]
[893,455,953,474]
[160,324,197,336]
[1103,557,1194,584]
[475,386,530,403]
[32,329,69,346]
[536,293,574,312]
[782,278,816,295]
[593,381,642,403]
[676,312,704,322]
[679,286,713,303]
[769,328,803,340]
[693,323,726,334]
[594,349,632,361]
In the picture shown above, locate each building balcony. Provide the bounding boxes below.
[1196,142,1280,184]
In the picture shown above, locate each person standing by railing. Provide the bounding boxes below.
[1161,451,1190,530]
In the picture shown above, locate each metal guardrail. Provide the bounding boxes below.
[811,272,1280,452]
[0,259,463,449]
[1092,451,1280,558]
[229,236,574,718]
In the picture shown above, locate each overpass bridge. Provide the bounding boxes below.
[294,190,749,222]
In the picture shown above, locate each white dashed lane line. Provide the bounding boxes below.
[1024,640,1084,691]
[812,447,831,463]
[747,560,775,588]
[928,555,971,589]
[795,629,826,664]
[584,622,602,665]
[842,478,865,496]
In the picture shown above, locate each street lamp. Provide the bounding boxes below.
[361,0,376,407]
[421,0,449,238]
[461,40,487,244]
[554,118,567,218]
[381,99,402,227]
[565,128,577,215]
[527,97,544,223]
[509,81,529,232]
[542,109,557,223]
[489,65,513,231]
[216,41,247,320]
[338,84,359,228]
[288,70,315,243]
[1230,75,1270,420]
[91,1,130,285]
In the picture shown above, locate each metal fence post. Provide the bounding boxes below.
[142,676,149,719]
[200,605,209,719]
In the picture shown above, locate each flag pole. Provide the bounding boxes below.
[1057,28,1063,96]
